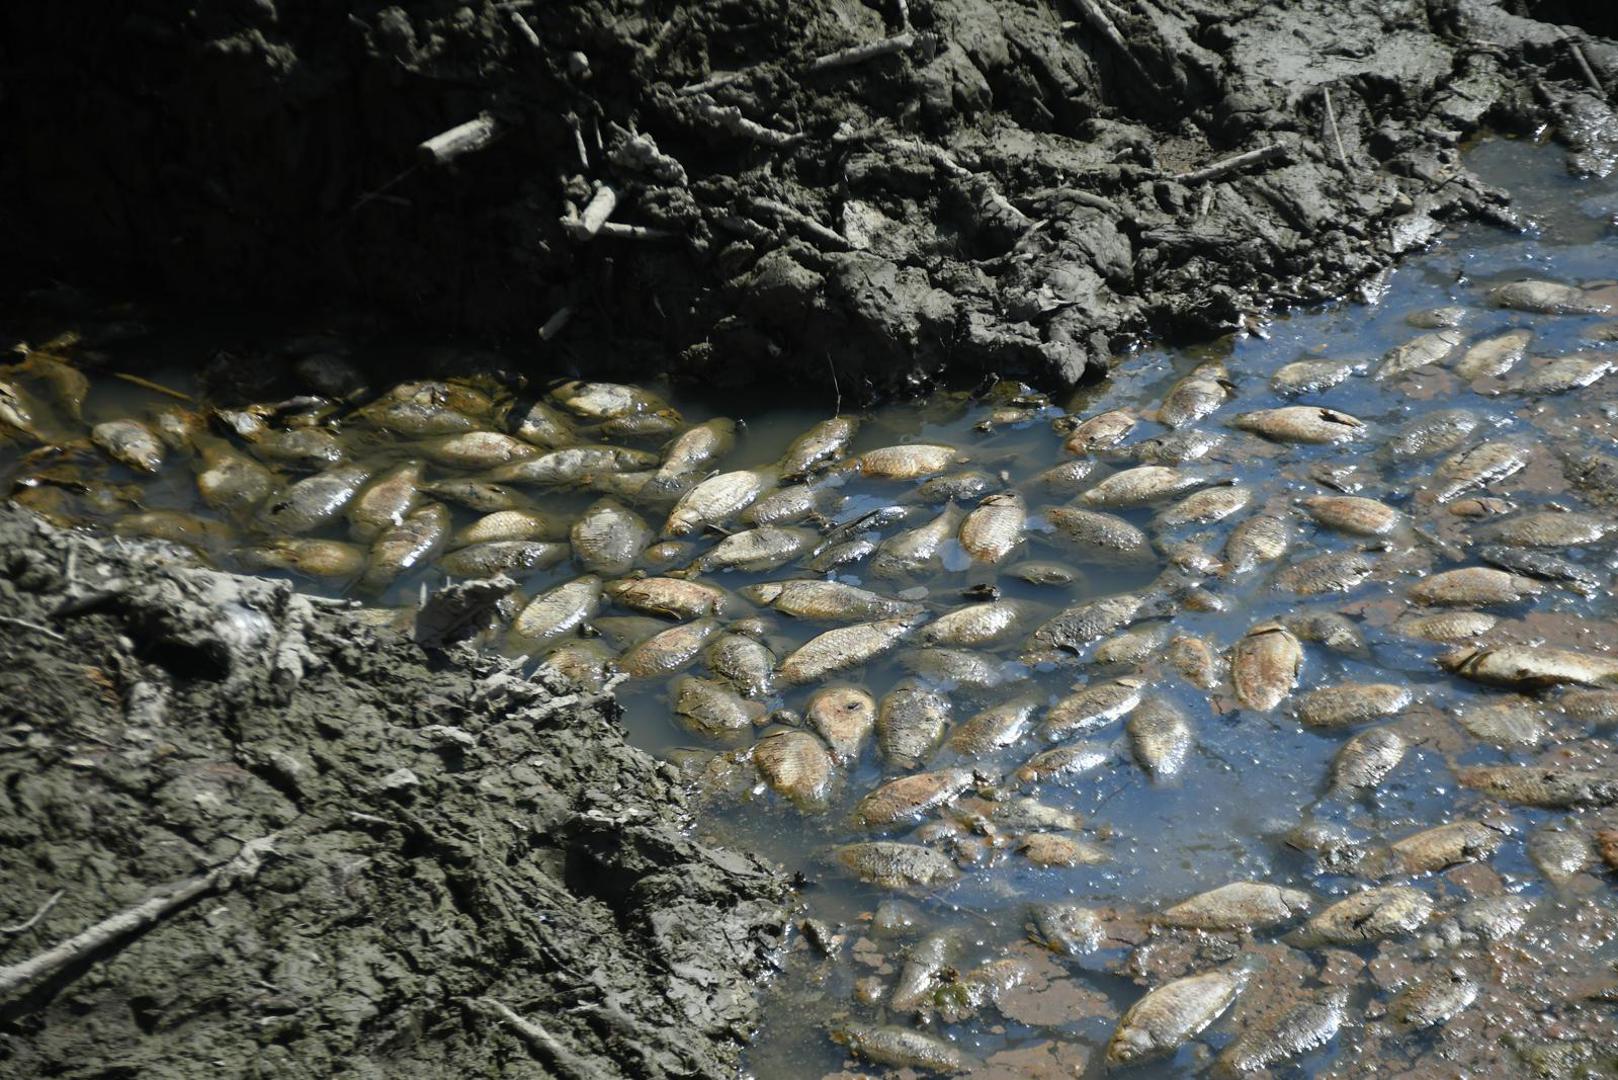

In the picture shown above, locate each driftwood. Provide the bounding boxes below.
[1322,88,1350,170]
[0,835,279,999]
[805,31,922,74]
[418,115,500,166]
[748,197,851,251]
[1568,36,1608,98]
[565,186,619,241]
[1173,143,1287,185]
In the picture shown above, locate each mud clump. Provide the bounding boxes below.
[0,506,787,1076]
[3,2,1618,397]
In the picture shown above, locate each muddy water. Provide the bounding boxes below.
[5,139,1618,1076]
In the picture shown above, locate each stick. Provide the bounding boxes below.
[896,0,910,29]
[1568,37,1608,98]
[111,372,194,403]
[826,353,842,417]
[539,306,573,341]
[1,890,64,936]
[1173,143,1287,185]
[417,115,500,166]
[0,615,67,643]
[0,835,278,998]
[575,186,618,238]
[806,30,920,74]
[505,8,541,51]
[688,96,800,147]
[1069,0,1159,92]
[679,70,748,96]
[592,222,676,241]
[1323,89,1349,170]
[467,997,605,1080]
[748,197,850,251]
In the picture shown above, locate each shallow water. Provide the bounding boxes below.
[6,138,1618,1077]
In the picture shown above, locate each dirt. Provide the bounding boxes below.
[0,2,1615,401]
[0,505,788,1078]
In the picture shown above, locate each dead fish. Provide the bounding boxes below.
[704,631,775,699]
[1232,406,1365,444]
[1156,882,1312,931]
[437,540,569,578]
[1286,886,1433,947]
[1271,357,1359,396]
[509,398,577,447]
[878,680,952,768]
[673,674,764,738]
[1082,466,1211,508]
[1528,826,1594,880]
[1389,820,1504,875]
[806,686,876,763]
[1391,969,1479,1030]
[1513,352,1614,394]
[90,419,165,473]
[566,498,653,576]
[195,440,276,514]
[1396,610,1498,642]
[602,410,682,439]
[1106,965,1251,1067]
[1408,306,1466,328]
[697,525,818,573]
[1429,440,1530,503]
[1377,329,1463,379]
[835,842,960,889]
[1302,494,1401,536]
[618,617,719,679]
[1454,328,1532,380]
[1558,688,1618,726]
[421,431,537,470]
[1223,514,1291,575]
[419,479,536,513]
[831,1021,967,1074]
[360,502,450,593]
[754,730,834,808]
[114,510,232,550]
[349,461,424,542]
[361,399,478,438]
[891,932,957,1013]
[241,426,347,470]
[1015,742,1111,786]
[854,769,974,829]
[1157,362,1233,428]
[1028,902,1108,957]
[1127,695,1193,779]
[947,695,1040,755]
[1421,895,1534,951]
[1481,509,1613,548]
[919,600,1031,648]
[1328,727,1408,796]
[663,468,773,536]
[1007,561,1084,587]
[1019,832,1109,867]
[959,491,1025,563]
[1029,593,1149,655]
[1230,622,1302,711]
[912,470,998,505]
[1440,644,1618,689]
[550,379,680,423]
[1214,989,1348,1077]
[488,445,660,486]
[508,575,604,647]
[1410,566,1541,606]
[740,483,826,527]
[1166,634,1221,689]
[1456,698,1549,747]
[870,504,964,579]
[238,538,367,581]
[1447,496,1516,518]
[1298,683,1411,728]
[899,648,1008,693]
[453,509,569,547]
[1389,409,1480,459]
[779,416,858,478]
[854,443,964,479]
[1029,457,1099,495]
[1274,551,1374,596]
[1455,765,1618,808]
[740,579,919,622]
[258,463,373,534]
[1046,506,1154,564]
[647,417,737,494]
[1064,408,1138,452]
[1094,623,1169,666]
[1285,611,1367,657]
[1157,486,1252,529]
[778,616,918,683]
[1488,279,1611,315]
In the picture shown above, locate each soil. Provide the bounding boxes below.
[0,505,787,1078]
[2,1,1617,400]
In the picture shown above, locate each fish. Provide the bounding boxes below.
[1106,965,1251,1067]
[878,681,952,768]
[806,686,876,763]
[570,498,653,575]
[958,491,1025,563]
[360,502,450,593]
[1231,406,1365,444]
[834,842,960,889]
[664,468,773,537]
[1127,695,1193,779]
[778,616,919,683]
[753,730,834,808]
[778,416,858,478]
[1230,622,1302,711]
[1154,882,1312,931]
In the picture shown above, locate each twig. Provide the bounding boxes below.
[348,163,421,216]
[748,197,850,251]
[1173,143,1287,185]
[1,890,64,936]
[688,95,801,147]
[565,185,619,241]
[806,30,921,74]
[467,997,604,1080]
[111,372,194,403]
[1568,36,1608,98]
[896,0,910,29]
[679,70,748,96]
[505,8,541,51]
[1323,88,1349,170]
[566,113,590,169]
[1069,0,1160,92]
[540,307,573,341]
[593,222,676,241]
[0,835,278,998]
[826,353,842,417]
[418,114,501,166]
[0,615,67,643]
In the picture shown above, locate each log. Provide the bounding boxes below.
[1173,143,1287,185]
[417,115,500,166]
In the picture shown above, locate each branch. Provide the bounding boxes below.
[1322,89,1350,170]
[688,95,801,147]
[806,30,923,74]
[1,890,64,936]
[467,997,607,1080]
[0,836,279,999]
[1173,143,1287,185]
[418,115,500,167]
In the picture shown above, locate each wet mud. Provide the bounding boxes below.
[2,2,1618,397]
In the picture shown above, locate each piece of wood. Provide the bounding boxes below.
[688,96,800,147]
[1,890,64,936]
[1174,143,1287,185]
[806,31,921,74]
[1569,36,1608,98]
[469,998,605,1080]
[539,306,573,341]
[1069,0,1160,92]
[748,197,851,251]
[417,114,499,166]
[1323,88,1350,170]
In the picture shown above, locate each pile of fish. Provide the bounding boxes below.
[7,271,1618,1074]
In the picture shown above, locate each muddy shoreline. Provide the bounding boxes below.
[2,2,1617,400]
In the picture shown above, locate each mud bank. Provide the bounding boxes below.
[2,2,1617,398]
[0,505,787,1077]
